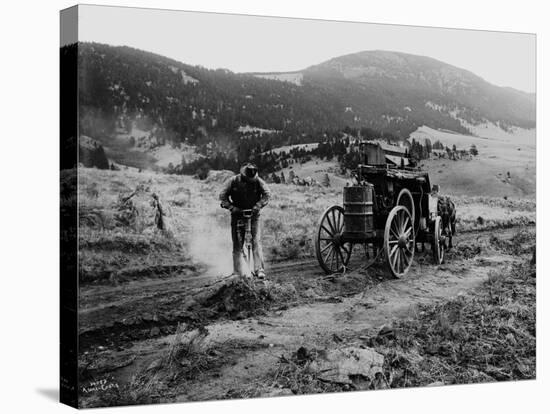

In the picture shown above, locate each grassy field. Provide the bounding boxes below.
[77,168,343,283]
[77,166,535,284]
[76,166,536,406]
[411,125,536,198]
[374,258,535,387]
[258,255,536,395]
[277,159,350,188]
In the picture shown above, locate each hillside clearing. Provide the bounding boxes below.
[77,167,535,285]
[409,125,535,198]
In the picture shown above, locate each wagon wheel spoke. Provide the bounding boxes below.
[394,211,400,234]
[325,210,333,233]
[331,209,339,232]
[391,220,400,236]
[391,247,399,270]
[432,216,445,265]
[332,247,338,270]
[330,249,336,271]
[321,225,333,236]
[403,216,411,233]
[385,206,415,278]
[330,208,341,234]
[401,212,408,234]
[323,246,335,263]
[390,227,400,240]
[326,216,336,234]
[400,249,406,272]
[320,243,333,255]
[316,206,350,274]
[390,244,399,265]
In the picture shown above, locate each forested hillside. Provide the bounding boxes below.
[77,43,535,146]
[304,50,535,135]
[71,42,535,174]
[78,42,343,148]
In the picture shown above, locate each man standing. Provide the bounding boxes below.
[219,163,271,278]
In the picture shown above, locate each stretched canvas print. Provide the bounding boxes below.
[60,5,536,408]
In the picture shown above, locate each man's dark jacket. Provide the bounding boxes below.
[219,169,271,213]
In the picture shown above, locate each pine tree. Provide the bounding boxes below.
[425,139,432,154]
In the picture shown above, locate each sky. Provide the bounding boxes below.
[77,5,536,93]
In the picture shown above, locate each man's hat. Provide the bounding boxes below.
[242,163,258,178]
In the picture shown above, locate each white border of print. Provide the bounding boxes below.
[0,1,546,413]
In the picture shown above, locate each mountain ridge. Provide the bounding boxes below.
[74,42,535,152]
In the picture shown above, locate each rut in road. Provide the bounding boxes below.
[78,225,532,354]
[81,225,533,403]
[78,258,320,349]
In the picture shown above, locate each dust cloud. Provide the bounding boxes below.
[187,215,234,277]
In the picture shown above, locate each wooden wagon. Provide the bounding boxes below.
[315,164,452,278]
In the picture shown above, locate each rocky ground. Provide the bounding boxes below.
[77,223,535,407]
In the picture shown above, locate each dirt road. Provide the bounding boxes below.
[78,225,534,405]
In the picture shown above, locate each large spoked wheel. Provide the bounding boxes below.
[384,206,415,278]
[315,206,352,274]
[396,188,415,232]
[433,216,445,264]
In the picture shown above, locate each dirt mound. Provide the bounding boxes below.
[304,269,386,299]
[203,279,297,318]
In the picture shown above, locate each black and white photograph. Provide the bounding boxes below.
[58,3,537,409]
